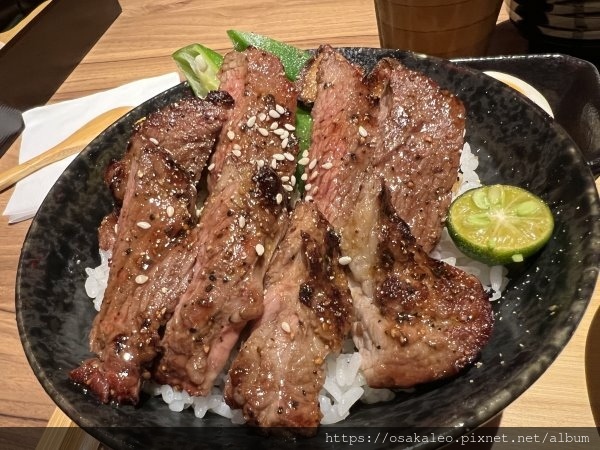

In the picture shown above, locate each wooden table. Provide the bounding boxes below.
[0,1,597,448]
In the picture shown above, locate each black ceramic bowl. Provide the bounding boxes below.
[16,49,600,449]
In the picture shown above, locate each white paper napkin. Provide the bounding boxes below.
[3,72,181,223]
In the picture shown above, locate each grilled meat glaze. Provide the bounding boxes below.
[153,48,300,396]
[300,46,492,389]
[70,146,201,403]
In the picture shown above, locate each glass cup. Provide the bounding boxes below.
[374,0,504,58]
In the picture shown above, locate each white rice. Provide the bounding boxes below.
[429,143,510,302]
[143,380,246,424]
[83,141,508,424]
[84,249,111,312]
[319,350,395,424]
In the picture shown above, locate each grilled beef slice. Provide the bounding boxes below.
[70,146,200,404]
[368,58,465,252]
[351,184,493,387]
[104,91,233,206]
[153,48,299,396]
[98,92,233,251]
[208,49,299,190]
[300,47,464,253]
[225,202,353,434]
[296,45,377,223]
[301,48,493,388]
[296,46,381,284]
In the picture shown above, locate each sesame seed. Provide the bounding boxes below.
[255,243,265,256]
[283,184,293,192]
[273,128,285,136]
[281,138,289,148]
[246,115,257,127]
[311,186,319,195]
[238,216,246,228]
[322,162,333,170]
[208,163,215,171]
[275,104,286,115]
[194,54,208,72]
[149,137,159,145]
[232,149,242,157]
[114,223,118,233]
[281,176,290,182]
[284,123,295,131]
[270,159,277,169]
[258,127,269,136]
[302,150,309,158]
[301,173,308,181]
[298,157,310,165]
[290,175,297,186]
[135,274,149,284]
[257,159,265,168]
[338,256,352,265]
[269,109,281,119]
[309,159,318,170]
[310,170,319,180]
[305,183,312,191]
[270,121,279,130]
[258,112,267,121]
[358,125,368,137]
[166,206,175,218]
[233,143,242,151]
[276,193,283,204]
[137,170,144,178]
[305,195,313,202]
[281,321,291,333]
[273,153,285,161]
[137,221,151,229]
[227,130,235,140]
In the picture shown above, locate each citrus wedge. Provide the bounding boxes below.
[447,184,554,265]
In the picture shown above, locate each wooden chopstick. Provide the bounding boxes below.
[0,106,132,192]
[36,409,100,450]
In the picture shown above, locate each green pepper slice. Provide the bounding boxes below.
[226,30,311,81]
[172,44,223,98]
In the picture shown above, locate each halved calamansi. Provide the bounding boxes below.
[447,184,554,265]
